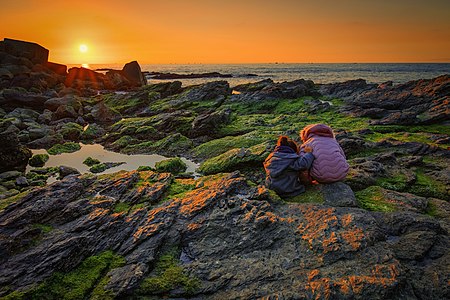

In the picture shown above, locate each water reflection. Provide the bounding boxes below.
[27,143,199,179]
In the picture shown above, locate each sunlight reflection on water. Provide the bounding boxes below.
[26,143,199,183]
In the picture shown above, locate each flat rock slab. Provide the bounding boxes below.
[321,182,358,207]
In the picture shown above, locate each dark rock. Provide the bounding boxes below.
[0,88,49,110]
[44,95,81,111]
[345,75,450,125]
[231,79,319,103]
[168,81,231,107]
[58,166,80,178]
[0,122,32,172]
[15,176,29,187]
[121,61,146,87]
[0,171,22,181]
[52,105,78,121]
[146,81,183,98]
[90,102,121,123]
[1,38,49,64]
[321,182,358,207]
[44,62,67,76]
[319,78,377,98]
[189,109,231,138]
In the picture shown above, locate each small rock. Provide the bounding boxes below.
[15,176,29,187]
[321,182,358,207]
[59,165,80,178]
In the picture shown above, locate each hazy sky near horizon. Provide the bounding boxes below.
[1,0,449,64]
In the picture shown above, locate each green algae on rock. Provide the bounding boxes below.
[47,142,81,155]
[154,157,187,174]
[28,153,49,167]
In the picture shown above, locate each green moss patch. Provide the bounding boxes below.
[47,142,81,155]
[409,169,449,200]
[163,179,196,202]
[193,131,268,159]
[199,143,270,175]
[58,122,83,141]
[355,186,396,212]
[31,223,53,234]
[139,249,200,296]
[124,133,193,155]
[286,185,324,204]
[4,251,125,300]
[83,157,101,167]
[29,154,49,167]
[113,202,130,214]
[155,157,187,174]
[0,190,31,212]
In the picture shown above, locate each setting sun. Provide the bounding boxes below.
[79,44,88,53]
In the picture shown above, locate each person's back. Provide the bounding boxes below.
[300,124,349,183]
[264,136,314,197]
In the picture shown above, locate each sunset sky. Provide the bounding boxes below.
[1,0,449,64]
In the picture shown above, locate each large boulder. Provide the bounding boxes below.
[121,61,146,87]
[0,38,49,64]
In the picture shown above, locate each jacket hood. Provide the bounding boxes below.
[264,151,299,178]
[300,123,334,142]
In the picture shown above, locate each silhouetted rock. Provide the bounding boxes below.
[122,61,146,87]
[0,38,49,64]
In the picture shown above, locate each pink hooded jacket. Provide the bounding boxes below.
[300,124,349,183]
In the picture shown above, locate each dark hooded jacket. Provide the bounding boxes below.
[263,146,314,197]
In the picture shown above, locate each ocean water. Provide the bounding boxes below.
[82,63,450,88]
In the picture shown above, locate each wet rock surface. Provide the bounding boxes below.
[0,171,448,299]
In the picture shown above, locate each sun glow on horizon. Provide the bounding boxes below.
[79,44,88,53]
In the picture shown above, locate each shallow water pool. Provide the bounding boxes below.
[27,143,199,181]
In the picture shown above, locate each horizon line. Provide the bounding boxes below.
[65,61,450,66]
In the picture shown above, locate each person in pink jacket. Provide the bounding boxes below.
[299,123,349,183]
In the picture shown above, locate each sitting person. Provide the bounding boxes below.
[299,123,349,183]
[264,136,314,197]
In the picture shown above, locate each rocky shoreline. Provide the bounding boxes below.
[0,39,449,299]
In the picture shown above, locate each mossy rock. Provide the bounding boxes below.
[286,185,324,204]
[198,142,270,175]
[58,122,83,141]
[47,142,81,155]
[355,186,396,212]
[110,135,138,150]
[89,162,124,174]
[80,123,105,140]
[124,133,193,155]
[4,251,126,300]
[192,131,269,159]
[138,249,200,296]
[83,157,101,167]
[155,158,187,174]
[28,154,49,167]
[110,117,154,133]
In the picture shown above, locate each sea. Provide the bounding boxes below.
[77,63,450,88]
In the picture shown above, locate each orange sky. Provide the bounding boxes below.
[1,0,449,64]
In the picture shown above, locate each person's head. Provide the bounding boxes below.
[276,136,298,153]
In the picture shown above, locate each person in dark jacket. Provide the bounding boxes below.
[263,136,314,197]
